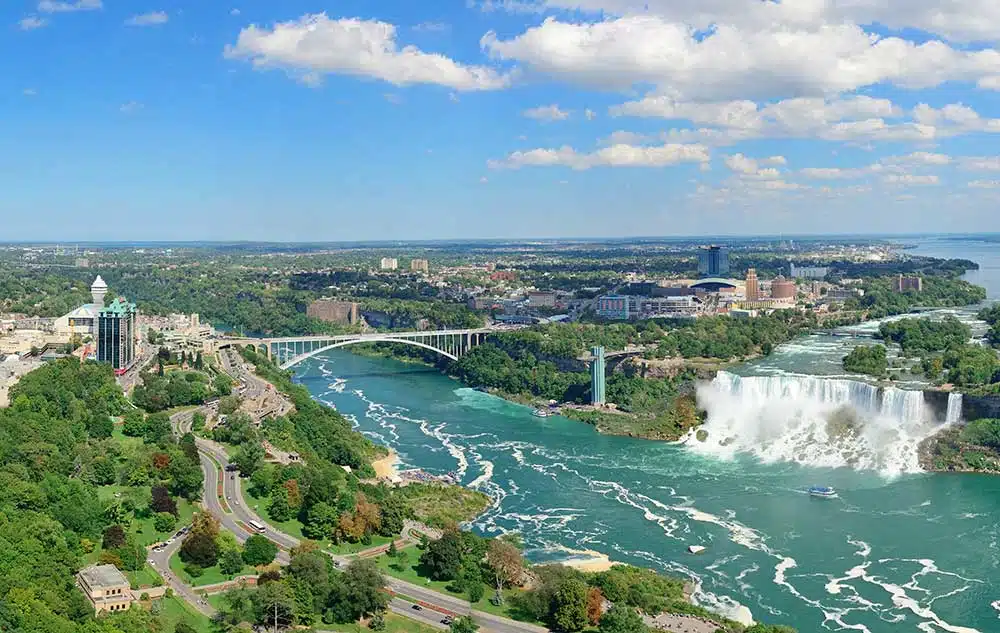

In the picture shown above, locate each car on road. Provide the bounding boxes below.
[411,605,422,611]
[441,617,453,625]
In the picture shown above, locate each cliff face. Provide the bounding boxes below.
[962,394,1000,422]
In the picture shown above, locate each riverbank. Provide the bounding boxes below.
[372,448,401,479]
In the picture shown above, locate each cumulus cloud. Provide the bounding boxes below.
[962,157,1000,171]
[119,101,143,114]
[38,0,101,12]
[969,180,1000,189]
[19,16,48,30]
[499,0,1000,44]
[883,174,940,185]
[488,142,709,170]
[723,154,782,179]
[126,11,168,26]
[226,13,512,91]
[482,17,1000,101]
[522,104,570,121]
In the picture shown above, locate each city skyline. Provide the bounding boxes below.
[3,0,1000,240]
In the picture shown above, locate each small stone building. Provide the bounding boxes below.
[77,564,134,614]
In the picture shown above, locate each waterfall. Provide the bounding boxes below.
[946,392,964,425]
[690,372,944,476]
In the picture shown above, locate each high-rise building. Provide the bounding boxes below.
[745,268,760,301]
[591,346,606,406]
[410,258,429,273]
[379,257,399,271]
[697,246,730,277]
[789,262,829,280]
[97,297,137,375]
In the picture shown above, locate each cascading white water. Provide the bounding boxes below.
[946,392,964,425]
[691,372,944,476]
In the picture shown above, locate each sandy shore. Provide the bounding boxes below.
[372,449,400,479]
[558,548,617,573]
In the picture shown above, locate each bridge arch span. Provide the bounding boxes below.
[279,337,459,370]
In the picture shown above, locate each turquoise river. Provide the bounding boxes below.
[292,237,1000,633]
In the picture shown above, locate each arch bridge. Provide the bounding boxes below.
[220,328,497,369]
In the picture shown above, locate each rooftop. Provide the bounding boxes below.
[79,564,129,589]
[100,297,137,316]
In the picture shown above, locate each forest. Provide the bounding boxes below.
[842,345,888,378]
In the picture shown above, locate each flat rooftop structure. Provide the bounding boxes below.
[79,564,129,590]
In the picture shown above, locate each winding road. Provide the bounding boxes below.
[161,397,547,633]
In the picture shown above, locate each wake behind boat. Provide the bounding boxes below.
[808,486,837,498]
[532,408,552,418]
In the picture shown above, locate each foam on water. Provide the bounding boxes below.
[692,371,945,475]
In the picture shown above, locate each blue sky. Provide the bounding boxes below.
[3,0,1000,241]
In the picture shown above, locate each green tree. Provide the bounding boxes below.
[599,605,648,633]
[450,615,479,633]
[220,548,245,576]
[234,441,266,476]
[552,578,589,632]
[252,580,296,629]
[369,610,386,631]
[122,409,146,437]
[242,534,279,567]
[117,535,147,571]
[419,531,466,581]
[268,487,295,522]
[154,512,177,533]
[103,525,127,549]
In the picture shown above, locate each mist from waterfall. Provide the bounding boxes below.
[691,372,947,476]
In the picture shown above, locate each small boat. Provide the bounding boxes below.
[688,545,706,554]
[532,408,552,418]
[808,486,837,498]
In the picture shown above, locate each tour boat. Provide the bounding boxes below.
[532,408,552,418]
[808,486,837,498]
[688,545,706,554]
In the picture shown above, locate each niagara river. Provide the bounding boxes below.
[291,237,1000,632]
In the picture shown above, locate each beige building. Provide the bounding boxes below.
[77,564,133,614]
[410,258,429,273]
[379,257,399,271]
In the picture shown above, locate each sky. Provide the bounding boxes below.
[3,0,1000,241]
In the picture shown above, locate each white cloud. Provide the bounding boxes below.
[584,108,596,120]
[969,180,1000,189]
[479,176,489,183]
[522,104,570,121]
[489,142,709,170]
[119,101,143,114]
[37,0,101,13]
[801,167,872,180]
[761,156,786,166]
[230,9,240,17]
[884,174,940,185]
[413,22,449,32]
[960,157,1000,171]
[19,16,48,30]
[226,13,511,91]
[22,88,38,96]
[505,0,1000,44]
[126,11,168,26]
[482,17,1000,101]
[882,151,952,165]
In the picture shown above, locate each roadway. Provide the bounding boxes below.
[166,406,547,633]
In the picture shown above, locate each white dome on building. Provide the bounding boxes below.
[91,276,108,307]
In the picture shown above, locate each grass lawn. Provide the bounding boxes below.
[205,593,227,611]
[169,550,242,587]
[321,613,441,633]
[327,534,395,556]
[126,565,163,590]
[244,488,306,540]
[375,547,529,622]
[156,595,215,633]
[96,484,198,546]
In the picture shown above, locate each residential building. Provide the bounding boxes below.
[893,275,923,292]
[379,257,399,271]
[745,268,760,301]
[527,291,558,308]
[307,299,360,325]
[410,258,430,273]
[596,295,631,320]
[77,565,133,614]
[697,246,730,277]
[771,277,797,300]
[97,298,137,375]
[789,263,829,280]
[468,296,500,311]
[490,270,517,282]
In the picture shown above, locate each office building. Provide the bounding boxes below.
[771,276,796,300]
[893,275,923,292]
[596,295,700,320]
[307,299,360,325]
[77,565,133,614]
[697,246,730,277]
[379,257,399,271]
[596,295,631,320]
[745,268,760,301]
[97,297,137,375]
[789,263,829,280]
[410,258,429,273]
[591,346,606,406]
